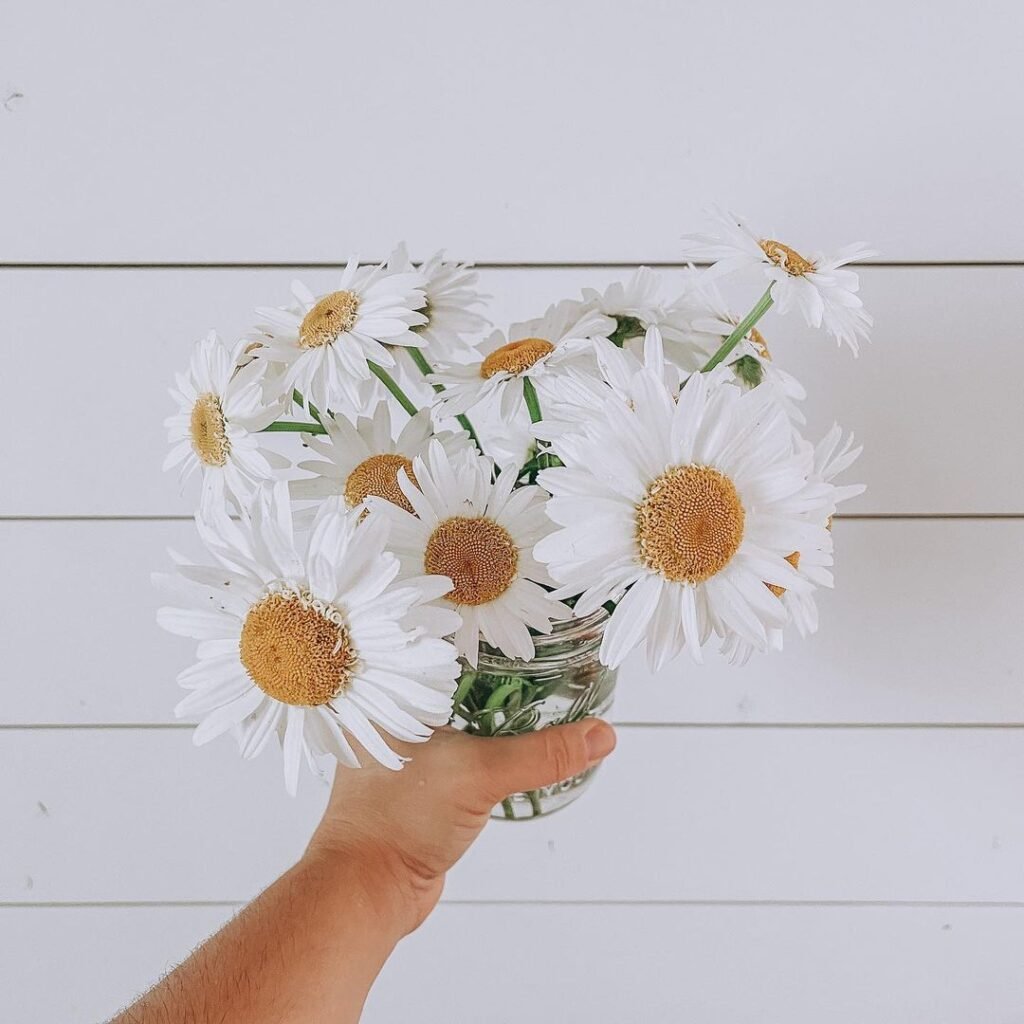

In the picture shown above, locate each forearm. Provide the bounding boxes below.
[113,849,406,1024]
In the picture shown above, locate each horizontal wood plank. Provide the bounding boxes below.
[2,266,1022,515]
[3,518,1022,726]
[2,2,1023,261]
[5,903,1024,1024]
[3,726,1023,905]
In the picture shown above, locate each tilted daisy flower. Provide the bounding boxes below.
[386,243,489,363]
[429,300,614,423]
[670,270,808,423]
[536,369,832,670]
[367,441,568,666]
[155,484,461,794]
[254,256,427,415]
[679,207,877,353]
[720,425,864,665]
[164,331,286,511]
[291,403,471,513]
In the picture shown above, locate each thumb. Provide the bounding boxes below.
[476,719,617,801]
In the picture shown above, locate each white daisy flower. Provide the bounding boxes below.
[386,243,489,363]
[536,369,833,670]
[534,326,682,441]
[244,318,385,419]
[254,256,427,415]
[367,441,568,666]
[155,484,461,794]
[429,300,614,423]
[670,270,808,423]
[579,266,702,358]
[592,326,682,399]
[164,332,285,512]
[291,403,471,513]
[679,207,877,353]
[721,425,864,665]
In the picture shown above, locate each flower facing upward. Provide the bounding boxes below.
[254,256,427,415]
[679,207,877,353]
[164,332,285,512]
[429,300,614,423]
[536,368,834,669]
[367,441,567,666]
[291,404,472,514]
[155,484,461,794]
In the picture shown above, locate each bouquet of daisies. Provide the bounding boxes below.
[157,209,872,801]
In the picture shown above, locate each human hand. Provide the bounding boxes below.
[305,720,617,935]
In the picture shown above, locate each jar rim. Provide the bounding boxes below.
[475,605,610,666]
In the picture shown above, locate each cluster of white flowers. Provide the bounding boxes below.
[159,214,872,791]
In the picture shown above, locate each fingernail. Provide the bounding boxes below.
[585,721,616,764]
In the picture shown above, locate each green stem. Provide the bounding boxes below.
[407,346,437,382]
[406,347,486,457]
[292,388,324,426]
[701,286,775,373]
[500,798,516,820]
[368,361,419,417]
[521,376,543,424]
[261,421,328,434]
[526,790,543,817]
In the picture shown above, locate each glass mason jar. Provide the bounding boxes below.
[451,608,617,820]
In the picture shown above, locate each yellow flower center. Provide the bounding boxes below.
[727,317,771,361]
[344,453,418,513]
[189,393,230,467]
[424,516,519,605]
[635,465,745,583]
[480,337,555,379]
[760,239,815,276]
[299,290,361,349]
[239,590,356,706]
[767,551,801,598]
[749,326,771,360]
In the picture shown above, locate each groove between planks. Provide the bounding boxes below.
[3,261,1024,270]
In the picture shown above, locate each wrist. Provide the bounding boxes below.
[301,833,437,938]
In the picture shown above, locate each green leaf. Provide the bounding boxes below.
[608,315,645,348]
[731,354,765,388]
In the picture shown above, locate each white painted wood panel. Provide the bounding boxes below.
[3,2,1023,262]
[5,903,1024,1024]
[4,727,1023,905]
[2,266,1022,515]
[3,518,1022,726]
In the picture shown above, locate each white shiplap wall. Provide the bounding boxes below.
[2,3,1023,1022]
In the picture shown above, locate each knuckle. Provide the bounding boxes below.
[543,728,583,782]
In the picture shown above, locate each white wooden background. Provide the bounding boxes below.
[3,2,1024,1021]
